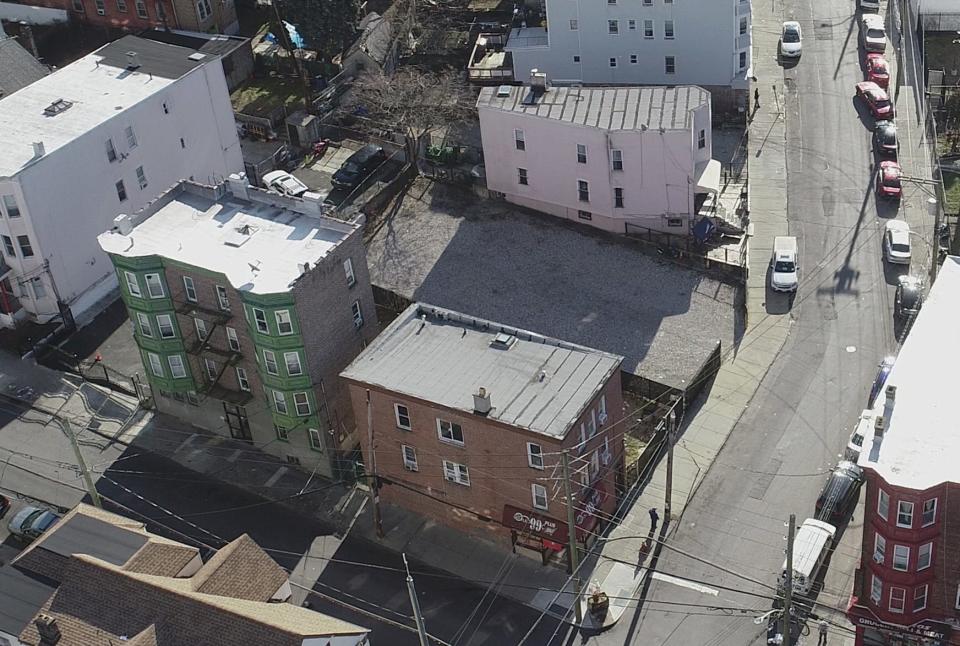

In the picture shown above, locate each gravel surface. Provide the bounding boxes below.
[366,179,742,388]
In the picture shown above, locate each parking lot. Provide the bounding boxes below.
[364,178,744,389]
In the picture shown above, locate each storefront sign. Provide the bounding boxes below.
[502,505,568,543]
[850,608,951,641]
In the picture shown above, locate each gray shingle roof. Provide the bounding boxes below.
[0,36,47,100]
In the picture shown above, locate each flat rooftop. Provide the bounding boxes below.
[98,181,357,295]
[477,84,710,131]
[0,35,208,177]
[858,256,960,490]
[342,304,623,439]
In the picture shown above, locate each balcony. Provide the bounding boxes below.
[175,298,233,324]
[468,32,514,84]
[203,382,253,405]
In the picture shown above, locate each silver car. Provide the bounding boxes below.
[883,220,911,265]
[8,505,59,541]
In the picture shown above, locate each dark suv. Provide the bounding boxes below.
[331,144,386,190]
[815,461,864,525]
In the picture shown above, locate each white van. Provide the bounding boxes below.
[770,236,799,292]
[778,518,836,597]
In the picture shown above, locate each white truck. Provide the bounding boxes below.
[778,518,837,597]
[770,236,799,292]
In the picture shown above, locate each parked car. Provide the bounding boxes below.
[865,53,890,88]
[868,356,896,407]
[0,494,10,519]
[883,220,911,264]
[770,236,799,293]
[262,170,311,197]
[876,161,902,199]
[845,411,872,461]
[780,21,803,58]
[895,275,923,321]
[815,461,864,526]
[856,82,893,119]
[873,120,898,156]
[860,14,886,53]
[8,505,59,541]
[331,144,387,190]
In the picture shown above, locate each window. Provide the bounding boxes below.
[162,102,169,114]
[136,165,148,190]
[196,0,212,20]
[573,55,581,63]
[275,424,289,441]
[630,54,638,64]
[608,20,619,34]
[180,138,186,149]
[395,404,412,429]
[667,217,684,228]
[871,575,882,604]
[2,195,20,218]
[303,427,321,450]
[514,129,525,151]
[226,327,240,351]
[578,180,590,202]
[644,20,654,38]
[147,352,164,378]
[294,392,310,416]
[442,460,470,486]
[609,57,618,68]
[664,20,674,39]
[878,489,889,520]
[17,235,33,258]
[739,51,747,70]
[569,19,578,30]
[588,410,597,437]
[578,210,592,221]
[2,235,14,257]
[922,498,937,526]
[914,585,928,612]
[273,390,287,414]
[527,443,544,469]
[94,0,104,14]
[216,285,230,311]
[263,350,279,375]
[284,352,303,376]
[698,129,706,149]
[30,278,46,300]
[893,545,909,571]
[156,314,175,339]
[168,355,186,378]
[599,395,607,422]
[275,310,293,335]
[144,273,164,298]
[351,300,364,328]
[739,17,748,35]
[642,0,651,5]
[114,178,127,202]
[253,308,268,334]
[577,144,587,164]
[628,19,636,30]
[72,0,83,11]
[665,56,676,74]
[194,317,208,340]
[956,584,960,610]
[897,501,914,528]
[612,150,623,171]
[182,276,197,302]
[136,312,153,337]
[343,258,356,287]
[135,0,147,17]
[889,587,905,613]
[204,358,218,380]
[532,483,549,510]
[402,445,419,471]
[918,542,932,570]
[615,188,624,208]
[236,367,250,391]
[873,533,886,564]
[125,126,137,149]
[664,0,672,3]
[437,418,464,445]
[518,168,528,185]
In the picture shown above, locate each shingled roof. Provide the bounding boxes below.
[190,533,288,601]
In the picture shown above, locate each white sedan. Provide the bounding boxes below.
[262,170,311,198]
[780,21,802,58]
[883,220,912,265]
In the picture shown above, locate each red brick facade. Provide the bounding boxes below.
[25,0,236,35]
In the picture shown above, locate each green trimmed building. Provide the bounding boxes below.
[98,174,378,477]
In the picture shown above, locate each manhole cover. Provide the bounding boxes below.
[815,23,834,40]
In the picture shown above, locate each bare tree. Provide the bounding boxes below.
[347,67,474,167]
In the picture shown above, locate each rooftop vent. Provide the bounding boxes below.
[490,332,517,349]
[113,213,133,235]
[496,84,511,97]
[885,384,897,400]
[32,141,45,158]
[125,51,141,69]
[35,614,61,645]
[223,223,258,247]
[43,99,73,116]
[874,416,885,437]
[187,52,206,61]
[473,387,492,415]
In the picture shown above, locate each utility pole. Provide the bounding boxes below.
[404,553,429,646]
[664,404,677,520]
[64,420,102,509]
[366,390,384,538]
[782,513,796,646]
[561,450,583,624]
[928,197,940,285]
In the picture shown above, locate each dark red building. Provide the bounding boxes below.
[22,0,237,35]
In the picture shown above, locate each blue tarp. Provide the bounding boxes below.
[691,218,717,244]
[265,21,305,50]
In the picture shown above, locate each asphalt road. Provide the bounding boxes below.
[96,450,562,646]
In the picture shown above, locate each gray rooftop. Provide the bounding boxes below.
[342,304,623,439]
[0,36,48,100]
[0,564,56,638]
[477,84,710,131]
[96,35,207,80]
[139,29,250,58]
[39,513,148,565]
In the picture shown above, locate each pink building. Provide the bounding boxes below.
[477,75,720,235]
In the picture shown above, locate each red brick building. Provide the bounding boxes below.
[846,257,960,646]
[341,303,626,567]
[24,0,238,36]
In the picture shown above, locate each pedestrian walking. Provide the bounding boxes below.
[649,507,659,531]
[818,619,829,645]
[754,87,760,110]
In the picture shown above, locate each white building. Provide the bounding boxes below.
[0,35,242,328]
[477,79,720,234]
[504,0,751,111]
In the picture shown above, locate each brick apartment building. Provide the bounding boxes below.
[22,0,238,35]
[846,257,960,646]
[98,174,379,478]
[341,303,625,566]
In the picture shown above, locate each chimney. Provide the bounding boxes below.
[473,387,492,415]
[874,416,885,438]
[528,69,548,92]
[113,213,133,235]
[32,141,45,158]
[18,22,39,59]
[34,614,61,645]
[227,172,249,201]
[885,384,897,401]
[125,51,141,69]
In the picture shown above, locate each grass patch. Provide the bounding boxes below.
[231,77,304,117]
[944,172,960,214]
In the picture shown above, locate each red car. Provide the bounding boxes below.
[876,160,902,199]
[865,54,890,88]
[856,81,894,118]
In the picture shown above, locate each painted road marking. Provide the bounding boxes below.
[173,433,197,454]
[226,449,243,463]
[264,466,288,488]
[651,572,719,596]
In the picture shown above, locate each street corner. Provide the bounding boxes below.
[577,561,646,632]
